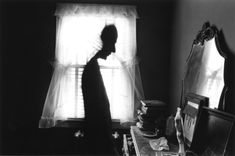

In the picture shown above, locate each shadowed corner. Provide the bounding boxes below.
[217,29,235,155]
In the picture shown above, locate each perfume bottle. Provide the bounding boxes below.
[174,107,185,155]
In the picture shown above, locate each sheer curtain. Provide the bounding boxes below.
[39,4,144,128]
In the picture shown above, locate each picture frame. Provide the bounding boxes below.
[182,93,209,148]
[195,107,235,155]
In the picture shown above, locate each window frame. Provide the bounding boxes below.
[55,118,131,130]
[39,4,139,129]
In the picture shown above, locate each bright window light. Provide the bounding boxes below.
[39,4,139,128]
[55,14,135,120]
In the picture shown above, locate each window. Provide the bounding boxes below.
[39,4,142,128]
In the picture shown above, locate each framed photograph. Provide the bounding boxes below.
[182,93,209,148]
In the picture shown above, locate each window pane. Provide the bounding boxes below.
[55,67,84,118]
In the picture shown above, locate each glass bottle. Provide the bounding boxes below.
[174,107,185,155]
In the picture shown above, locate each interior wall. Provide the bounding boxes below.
[1,2,56,154]
[169,0,235,115]
[137,2,175,106]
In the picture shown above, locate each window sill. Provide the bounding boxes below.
[55,118,135,131]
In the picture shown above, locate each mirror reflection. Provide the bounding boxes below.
[183,24,226,109]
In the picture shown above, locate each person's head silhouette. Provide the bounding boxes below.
[97,24,118,59]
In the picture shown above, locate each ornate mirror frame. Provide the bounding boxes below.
[182,22,227,111]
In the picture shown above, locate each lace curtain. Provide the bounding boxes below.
[39,4,144,128]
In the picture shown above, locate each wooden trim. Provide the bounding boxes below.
[130,126,140,156]
[55,118,131,131]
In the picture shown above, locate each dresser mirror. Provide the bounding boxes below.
[182,23,227,110]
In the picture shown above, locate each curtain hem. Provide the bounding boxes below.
[39,118,57,128]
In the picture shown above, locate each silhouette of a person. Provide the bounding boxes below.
[81,25,118,155]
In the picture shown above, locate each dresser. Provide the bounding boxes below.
[130,126,179,156]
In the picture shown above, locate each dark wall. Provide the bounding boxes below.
[2,1,55,130]
[137,2,175,106]
[0,1,175,154]
[1,1,57,154]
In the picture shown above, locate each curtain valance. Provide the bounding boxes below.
[55,3,138,18]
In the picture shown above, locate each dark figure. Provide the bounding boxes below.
[82,25,118,155]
